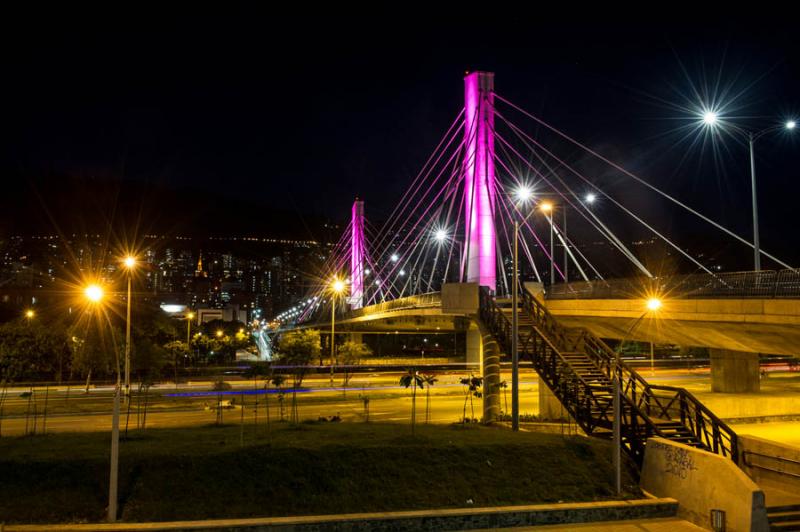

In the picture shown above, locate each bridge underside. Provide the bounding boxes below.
[546,298,800,356]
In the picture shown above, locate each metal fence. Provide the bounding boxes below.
[546,269,800,300]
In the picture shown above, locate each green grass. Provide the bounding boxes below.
[0,423,641,524]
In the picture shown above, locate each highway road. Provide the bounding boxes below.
[1,367,799,449]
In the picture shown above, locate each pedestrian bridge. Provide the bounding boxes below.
[289,270,800,357]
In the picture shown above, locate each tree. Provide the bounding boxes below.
[164,340,190,388]
[276,329,320,423]
[70,321,119,392]
[498,380,509,415]
[0,319,71,383]
[338,340,371,394]
[399,368,424,435]
[421,373,438,423]
[460,374,483,424]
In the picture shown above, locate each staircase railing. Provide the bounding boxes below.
[519,287,739,463]
[479,288,684,464]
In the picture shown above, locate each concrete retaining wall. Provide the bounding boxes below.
[640,437,769,532]
[3,499,678,532]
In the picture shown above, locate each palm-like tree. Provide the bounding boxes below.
[399,368,425,435]
[421,374,438,423]
[460,374,483,424]
[498,380,509,416]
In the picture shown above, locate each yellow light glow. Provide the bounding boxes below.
[238,328,244,334]
[187,312,195,319]
[646,298,662,311]
[123,256,137,269]
[332,279,345,293]
[84,284,104,303]
[216,330,224,338]
[25,309,35,319]
[540,202,553,212]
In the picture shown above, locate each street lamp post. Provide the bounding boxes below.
[612,296,661,495]
[122,256,136,401]
[540,202,554,284]
[510,188,550,431]
[701,114,796,271]
[84,283,119,521]
[330,279,345,386]
[186,312,195,345]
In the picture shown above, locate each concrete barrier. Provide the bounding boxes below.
[2,499,678,532]
[640,437,769,531]
[738,434,800,499]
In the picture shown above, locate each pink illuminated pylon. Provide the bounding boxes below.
[350,198,365,309]
[463,71,496,292]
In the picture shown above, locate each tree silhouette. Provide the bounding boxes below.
[399,368,424,435]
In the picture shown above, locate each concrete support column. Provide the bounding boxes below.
[538,378,568,420]
[710,349,760,393]
[466,326,482,370]
[481,330,501,424]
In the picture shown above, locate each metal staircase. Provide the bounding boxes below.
[478,286,738,466]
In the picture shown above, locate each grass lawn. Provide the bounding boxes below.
[0,422,641,524]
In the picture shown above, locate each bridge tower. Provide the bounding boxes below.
[349,198,365,310]
[463,71,497,293]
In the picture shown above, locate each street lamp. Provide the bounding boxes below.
[509,188,553,431]
[83,284,119,522]
[186,312,195,345]
[330,278,346,385]
[24,309,34,323]
[121,256,136,401]
[701,114,796,270]
[612,296,662,495]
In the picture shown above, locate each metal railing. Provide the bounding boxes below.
[742,451,800,480]
[479,286,739,465]
[546,269,800,300]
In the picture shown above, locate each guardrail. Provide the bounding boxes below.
[742,450,800,480]
[546,269,800,300]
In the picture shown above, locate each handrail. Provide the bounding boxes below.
[518,284,738,463]
[479,287,690,463]
[742,450,800,480]
[546,269,800,300]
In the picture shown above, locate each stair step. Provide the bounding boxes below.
[769,506,800,514]
[769,522,800,531]
[767,512,800,523]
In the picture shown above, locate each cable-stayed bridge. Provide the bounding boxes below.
[270,72,799,466]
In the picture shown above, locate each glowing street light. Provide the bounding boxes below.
[585,193,597,204]
[646,297,663,311]
[702,110,718,126]
[514,185,534,203]
[434,228,448,243]
[539,201,553,212]
[390,253,399,263]
[216,330,224,338]
[85,284,104,303]
[787,120,797,130]
[25,309,35,320]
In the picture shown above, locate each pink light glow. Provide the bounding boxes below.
[463,71,496,292]
[350,199,365,309]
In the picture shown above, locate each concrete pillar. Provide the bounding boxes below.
[538,378,567,420]
[466,326,482,369]
[481,330,501,424]
[710,349,760,393]
[465,323,501,423]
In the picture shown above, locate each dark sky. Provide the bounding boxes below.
[1,11,798,264]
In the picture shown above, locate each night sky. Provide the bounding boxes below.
[1,11,798,265]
